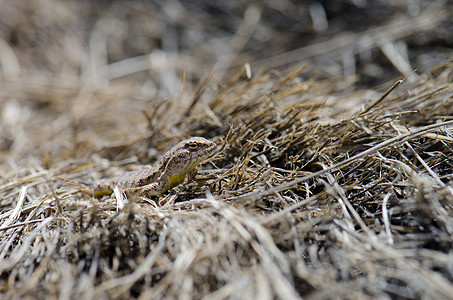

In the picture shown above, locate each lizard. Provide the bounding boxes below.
[91,137,217,199]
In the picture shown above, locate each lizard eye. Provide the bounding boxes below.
[186,142,200,151]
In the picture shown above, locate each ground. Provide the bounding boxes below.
[1,1,453,299]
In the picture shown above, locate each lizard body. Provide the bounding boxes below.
[93,137,216,198]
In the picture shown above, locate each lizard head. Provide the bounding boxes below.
[158,137,217,191]
[168,137,217,168]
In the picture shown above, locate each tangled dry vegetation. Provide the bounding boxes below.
[1,1,453,299]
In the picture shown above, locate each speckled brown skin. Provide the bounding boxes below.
[93,137,217,198]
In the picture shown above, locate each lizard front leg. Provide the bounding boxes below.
[186,167,198,183]
[123,167,199,198]
[124,182,161,198]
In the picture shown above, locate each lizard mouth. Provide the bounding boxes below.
[204,143,218,159]
[208,143,217,154]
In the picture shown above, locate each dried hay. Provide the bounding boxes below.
[1,1,453,299]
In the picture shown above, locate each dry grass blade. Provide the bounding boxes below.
[1,1,453,299]
[231,119,453,203]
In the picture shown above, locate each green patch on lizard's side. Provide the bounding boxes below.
[93,187,114,199]
[162,159,201,193]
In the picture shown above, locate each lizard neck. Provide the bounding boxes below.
[161,159,201,193]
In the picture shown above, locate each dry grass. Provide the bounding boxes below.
[1,1,453,299]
